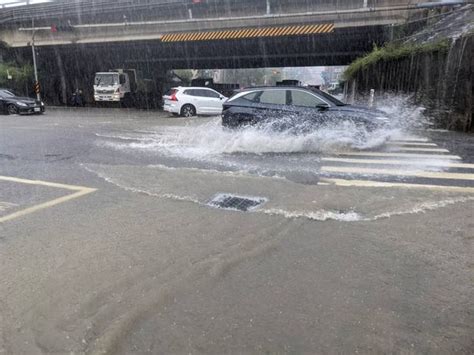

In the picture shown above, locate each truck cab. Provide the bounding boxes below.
[93,70,134,103]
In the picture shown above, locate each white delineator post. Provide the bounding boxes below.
[369,89,375,108]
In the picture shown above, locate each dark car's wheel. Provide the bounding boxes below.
[7,104,18,115]
[180,104,196,118]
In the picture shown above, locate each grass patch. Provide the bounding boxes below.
[0,62,33,89]
[344,39,450,80]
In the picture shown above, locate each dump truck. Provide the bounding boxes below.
[93,69,159,108]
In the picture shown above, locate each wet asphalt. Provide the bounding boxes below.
[0,107,473,354]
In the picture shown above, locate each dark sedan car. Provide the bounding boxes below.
[0,89,45,115]
[222,86,390,131]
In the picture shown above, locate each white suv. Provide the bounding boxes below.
[163,87,227,117]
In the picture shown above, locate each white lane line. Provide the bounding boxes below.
[320,178,474,193]
[335,152,462,160]
[387,142,438,147]
[0,189,96,223]
[321,166,474,181]
[388,147,450,153]
[0,176,94,191]
[0,176,97,223]
[322,158,474,169]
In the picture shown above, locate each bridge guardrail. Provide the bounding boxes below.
[1,0,431,26]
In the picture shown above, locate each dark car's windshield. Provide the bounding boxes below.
[310,88,346,106]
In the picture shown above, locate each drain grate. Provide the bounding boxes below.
[208,193,267,212]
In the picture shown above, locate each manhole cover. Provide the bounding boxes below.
[208,194,267,212]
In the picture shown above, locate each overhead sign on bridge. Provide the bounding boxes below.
[160,23,335,43]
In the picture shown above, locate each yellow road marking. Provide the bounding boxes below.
[320,178,474,193]
[0,176,96,223]
[336,152,461,159]
[321,166,474,181]
[322,157,474,169]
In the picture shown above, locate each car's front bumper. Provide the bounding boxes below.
[18,105,45,114]
[94,94,121,102]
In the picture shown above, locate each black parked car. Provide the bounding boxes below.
[222,86,389,131]
[0,89,45,115]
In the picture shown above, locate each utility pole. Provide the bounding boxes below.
[31,19,41,101]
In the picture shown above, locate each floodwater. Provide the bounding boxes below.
[96,96,431,181]
[87,95,473,223]
[2,102,474,354]
[83,97,474,353]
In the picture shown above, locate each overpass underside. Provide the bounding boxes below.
[1,0,414,70]
[7,24,388,105]
[19,25,388,71]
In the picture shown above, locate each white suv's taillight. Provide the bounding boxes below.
[170,90,178,101]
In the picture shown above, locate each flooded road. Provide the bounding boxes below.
[1,108,473,354]
[90,107,474,222]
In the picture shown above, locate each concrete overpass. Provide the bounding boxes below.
[0,0,443,70]
[0,0,464,105]
[1,0,433,48]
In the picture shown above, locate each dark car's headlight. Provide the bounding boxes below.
[16,101,28,107]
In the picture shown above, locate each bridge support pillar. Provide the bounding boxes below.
[53,48,67,105]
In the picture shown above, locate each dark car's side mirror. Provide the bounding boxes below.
[316,103,329,111]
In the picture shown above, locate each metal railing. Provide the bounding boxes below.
[0,0,461,25]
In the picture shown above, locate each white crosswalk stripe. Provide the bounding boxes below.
[322,166,474,181]
[391,137,430,142]
[319,178,474,193]
[387,147,450,153]
[386,142,438,147]
[336,152,461,159]
[321,138,474,191]
[322,157,474,169]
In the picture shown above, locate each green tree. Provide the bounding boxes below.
[0,62,33,94]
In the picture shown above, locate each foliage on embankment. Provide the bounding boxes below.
[0,62,33,90]
[343,40,450,80]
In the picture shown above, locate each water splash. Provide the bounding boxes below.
[372,94,430,130]
[100,95,426,158]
